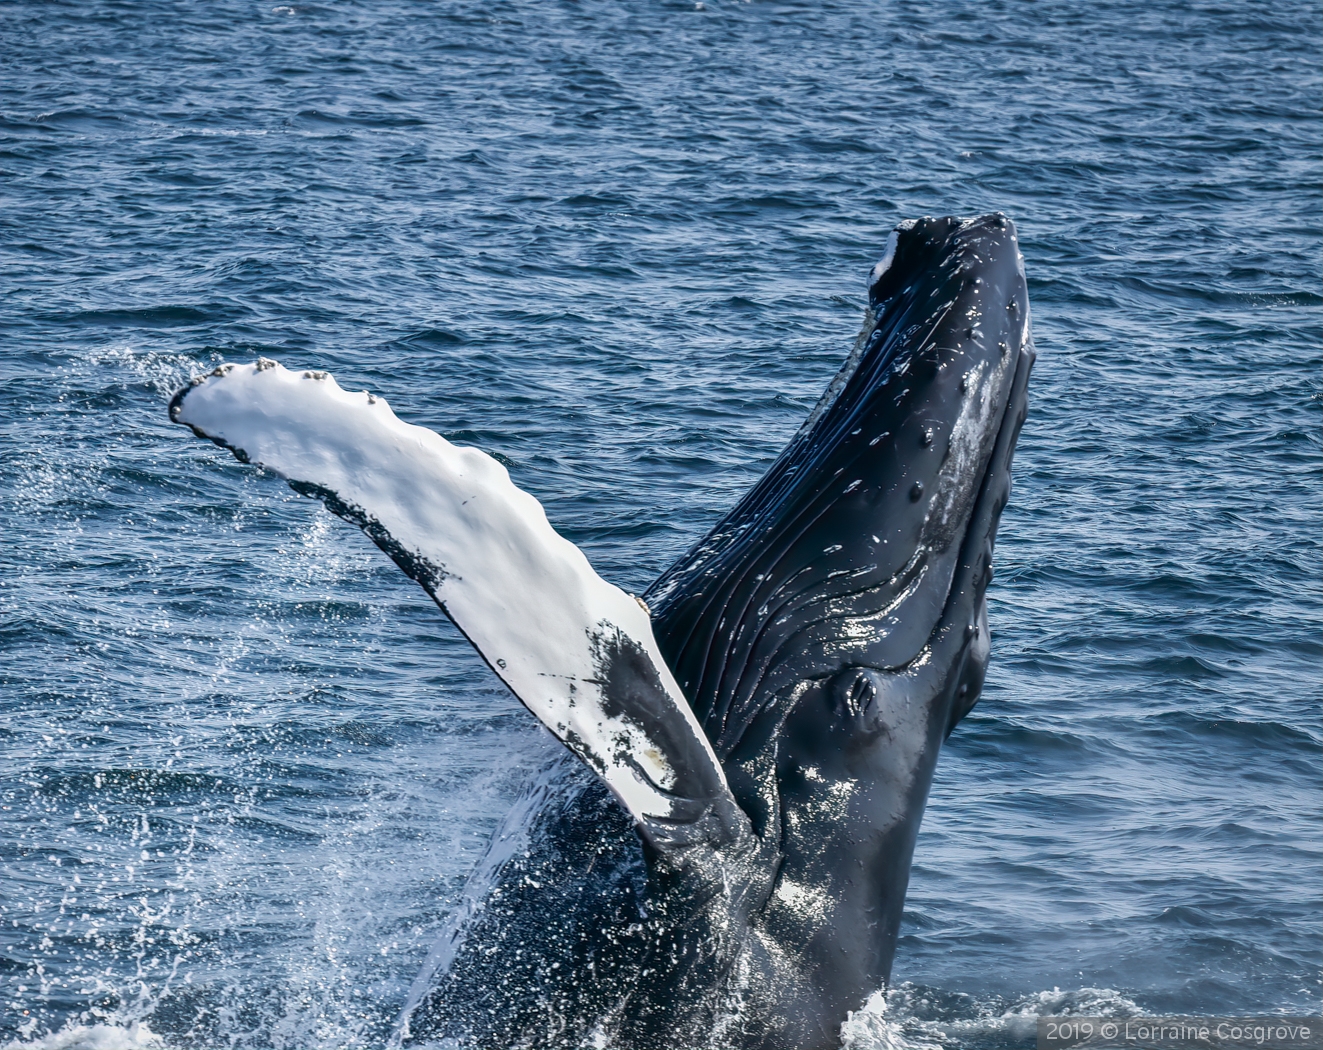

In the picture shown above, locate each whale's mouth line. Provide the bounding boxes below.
[929,342,1031,658]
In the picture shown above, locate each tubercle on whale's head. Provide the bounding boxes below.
[867,213,1020,307]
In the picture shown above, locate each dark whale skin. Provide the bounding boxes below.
[401,214,1034,1050]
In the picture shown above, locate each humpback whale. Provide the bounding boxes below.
[169,213,1034,1050]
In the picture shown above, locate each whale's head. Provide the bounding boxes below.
[646,214,1034,1035]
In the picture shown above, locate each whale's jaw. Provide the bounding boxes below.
[649,214,1032,762]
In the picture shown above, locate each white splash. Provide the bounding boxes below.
[840,991,945,1050]
[840,983,1151,1050]
[1,1024,163,1050]
[391,756,570,1043]
[770,876,835,924]
[171,360,727,828]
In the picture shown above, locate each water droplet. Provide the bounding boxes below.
[909,482,924,501]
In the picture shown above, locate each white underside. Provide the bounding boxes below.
[175,360,726,825]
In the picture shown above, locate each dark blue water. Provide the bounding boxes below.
[1,1,1319,1046]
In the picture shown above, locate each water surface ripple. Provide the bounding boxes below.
[0,1,1319,1046]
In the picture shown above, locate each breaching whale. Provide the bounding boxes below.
[169,214,1033,1050]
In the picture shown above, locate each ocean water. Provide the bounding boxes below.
[1,0,1319,1047]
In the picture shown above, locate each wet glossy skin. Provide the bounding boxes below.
[405,215,1033,1049]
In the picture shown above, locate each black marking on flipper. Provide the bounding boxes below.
[588,628,750,851]
[172,379,451,593]
[286,480,451,596]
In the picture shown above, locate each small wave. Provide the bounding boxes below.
[2,1023,162,1050]
[842,984,1147,1049]
[82,346,213,398]
[51,305,241,329]
[399,327,469,348]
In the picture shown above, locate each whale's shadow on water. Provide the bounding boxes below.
[170,214,1034,1050]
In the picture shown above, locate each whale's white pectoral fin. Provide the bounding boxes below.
[171,360,747,852]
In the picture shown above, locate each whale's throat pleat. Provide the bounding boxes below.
[646,215,1032,761]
